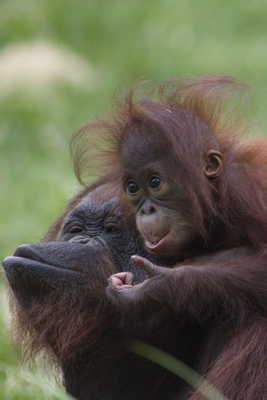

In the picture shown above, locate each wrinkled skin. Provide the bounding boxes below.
[3,181,148,307]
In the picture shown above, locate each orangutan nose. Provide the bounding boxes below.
[140,200,157,215]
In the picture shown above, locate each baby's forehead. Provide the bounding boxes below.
[121,127,170,166]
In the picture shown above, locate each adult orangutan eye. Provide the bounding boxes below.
[149,176,161,189]
[66,224,83,234]
[69,225,83,233]
[126,180,140,195]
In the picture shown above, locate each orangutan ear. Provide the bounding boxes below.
[203,150,223,178]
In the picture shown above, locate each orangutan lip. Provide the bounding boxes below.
[3,256,82,276]
[145,232,170,253]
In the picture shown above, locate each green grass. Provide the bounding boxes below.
[1,0,267,397]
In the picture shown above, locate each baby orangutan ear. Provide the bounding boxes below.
[203,150,223,178]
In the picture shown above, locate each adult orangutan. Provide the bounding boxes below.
[3,177,192,400]
[70,76,267,399]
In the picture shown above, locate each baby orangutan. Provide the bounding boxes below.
[72,76,267,399]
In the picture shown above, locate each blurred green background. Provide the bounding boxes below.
[1,0,267,398]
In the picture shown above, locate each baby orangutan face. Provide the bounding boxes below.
[124,168,193,258]
[122,141,222,259]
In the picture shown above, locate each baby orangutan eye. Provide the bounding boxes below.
[149,176,161,189]
[126,180,140,195]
